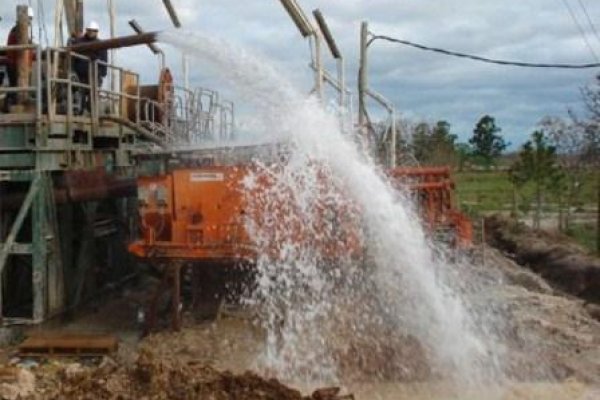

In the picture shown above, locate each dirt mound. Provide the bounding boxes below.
[332,328,431,382]
[485,215,600,304]
[34,350,352,400]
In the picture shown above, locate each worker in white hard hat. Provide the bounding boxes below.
[71,21,108,112]
[2,7,35,112]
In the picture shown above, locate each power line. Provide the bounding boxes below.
[368,35,600,69]
[559,0,600,62]
[576,0,600,46]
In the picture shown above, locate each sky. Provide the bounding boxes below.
[1,0,600,147]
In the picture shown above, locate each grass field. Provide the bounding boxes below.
[453,170,599,253]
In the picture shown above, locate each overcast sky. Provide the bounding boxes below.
[2,0,600,147]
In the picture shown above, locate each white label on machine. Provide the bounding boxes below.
[190,172,225,182]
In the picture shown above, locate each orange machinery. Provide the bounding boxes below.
[129,160,472,332]
[128,162,363,332]
[387,166,473,248]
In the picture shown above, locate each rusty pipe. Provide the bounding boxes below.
[0,177,137,210]
[66,32,159,53]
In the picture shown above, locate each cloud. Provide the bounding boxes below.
[1,0,599,147]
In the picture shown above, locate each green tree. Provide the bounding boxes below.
[469,115,507,169]
[509,130,563,229]
[579,74,600,253]
[454,143,473,172]
[411,120,458,166]
[539,116,586,231]
[411,122,431,163]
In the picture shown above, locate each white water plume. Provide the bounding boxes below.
[160,31,504,385]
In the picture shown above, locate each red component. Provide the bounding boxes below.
[387,166,473,248]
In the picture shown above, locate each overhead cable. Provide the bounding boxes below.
[559,0,600,61]
[368,34,600,69]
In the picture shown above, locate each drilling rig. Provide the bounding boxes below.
[0,1,234,326]
[0,1,471,334]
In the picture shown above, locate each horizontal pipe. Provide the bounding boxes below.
[388,166,451,177]
[66,32,159,53]
[0,177,137,209]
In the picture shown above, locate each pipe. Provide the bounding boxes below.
[279,0,313,37]
[0,177,137,209]
[128,20,162,55]
[312,9,341,59]
[66,31,159,53]
[128,20,165,69]
[162,0,182,28]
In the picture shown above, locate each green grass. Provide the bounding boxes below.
[565,223,598,254]
[453,169,599,252]
[454,170,598,213]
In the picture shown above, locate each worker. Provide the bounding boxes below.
[2,7,35,112]
[71,21,108,87]
[70,21,107,114]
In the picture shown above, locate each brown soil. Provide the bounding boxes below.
[28,350,352,400]
[485,215,600,304]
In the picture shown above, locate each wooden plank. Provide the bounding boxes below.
[18,334,118,357]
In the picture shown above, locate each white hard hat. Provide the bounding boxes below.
[27,7,34,18]
[86,21,100,31]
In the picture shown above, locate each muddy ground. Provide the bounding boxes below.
[0,242,599,399]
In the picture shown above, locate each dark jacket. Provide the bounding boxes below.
[6,25,34,68]
[71,35,108,83]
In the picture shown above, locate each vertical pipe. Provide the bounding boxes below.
[390,108,397,168]
[313,34,324,100]
[337,57,345,133]
[338,58,345,110]
[109,0,117,93]
[54,0,64,47]
[35,45,42,121]
[75,0,84,36]
[183,53,189,92]
[358,21,368,138]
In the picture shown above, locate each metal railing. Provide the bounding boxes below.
[1,43,236,147]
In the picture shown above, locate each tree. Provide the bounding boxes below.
[538,116,586,231]
[454,143,473,172]
[579,74,600,253]
[411,120,458,166]
[509,130,563,229]
[469,115,507,169]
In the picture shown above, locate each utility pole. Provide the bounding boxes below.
[358,21,369,139]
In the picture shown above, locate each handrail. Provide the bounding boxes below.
[1,44,236,146]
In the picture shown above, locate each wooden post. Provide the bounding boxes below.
[16,5,31,105]
[171,263,182,331]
